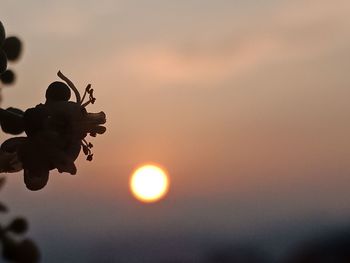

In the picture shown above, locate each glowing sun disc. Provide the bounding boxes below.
[130,164,169,203]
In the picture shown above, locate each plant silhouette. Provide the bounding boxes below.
[0,21,22,106]
[0,20,41,263]
[0,21,106,191]
[0,177,40,263]
[0,18,106,262]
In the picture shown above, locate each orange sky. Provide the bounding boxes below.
[1,0,350,261]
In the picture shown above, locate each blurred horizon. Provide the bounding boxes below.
[1,0,350,262]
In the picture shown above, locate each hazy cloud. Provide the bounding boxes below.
[87,0,350,88]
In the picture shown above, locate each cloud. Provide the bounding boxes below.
[114,39,277,86]
[89,0,350,89]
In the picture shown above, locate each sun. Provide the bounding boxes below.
[130,164,170,203]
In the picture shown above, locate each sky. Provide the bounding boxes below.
[1,0,350,262]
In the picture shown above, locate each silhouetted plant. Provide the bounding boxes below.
[0,21,41,262]
[0,21,106,191]
[0,177,40,263]
[0,17,106,262]
[0,21,22,87]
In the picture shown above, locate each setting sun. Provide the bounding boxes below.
[130,164,170,203]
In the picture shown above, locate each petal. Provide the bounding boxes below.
[0,107,24,135]
[23,169,49,191]
[86,111,106,125]
[23,106,48,137]
[89,125,106,135]
[1,137,26,153]
[55,159,77,175]
[18,141,46,171]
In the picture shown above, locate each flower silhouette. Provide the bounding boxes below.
[0,21,22,85]
[0,71,106,190]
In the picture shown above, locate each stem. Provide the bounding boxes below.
[57,71,81,103]
[80,84,91,104]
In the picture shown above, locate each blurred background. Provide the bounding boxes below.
[1,0,350,262]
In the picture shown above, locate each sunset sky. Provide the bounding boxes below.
[1,0,350,262]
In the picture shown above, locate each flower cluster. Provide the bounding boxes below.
[0,21,22,86]
[0,71,106,190]
[0,177,40,263]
